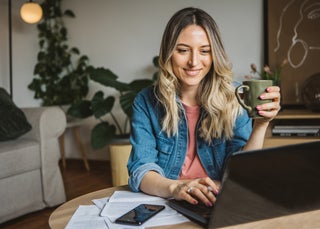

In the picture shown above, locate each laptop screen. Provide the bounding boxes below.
[209,141,320,228]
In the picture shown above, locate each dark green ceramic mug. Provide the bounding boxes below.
[235,80,273,118]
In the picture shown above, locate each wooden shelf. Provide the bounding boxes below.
[274,109,320,119]
[263,108,320,148]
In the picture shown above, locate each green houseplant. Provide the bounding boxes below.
[28,0,91,106]
[245,59,288,86]
[67,57,159,150]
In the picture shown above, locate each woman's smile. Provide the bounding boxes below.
[184,68,202,77]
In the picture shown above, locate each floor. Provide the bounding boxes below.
[0,159,112,229]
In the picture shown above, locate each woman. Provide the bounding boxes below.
[127,7,281,207]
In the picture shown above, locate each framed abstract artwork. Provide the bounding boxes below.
[264,0,320,106]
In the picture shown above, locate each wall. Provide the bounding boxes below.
[0,0,264,160]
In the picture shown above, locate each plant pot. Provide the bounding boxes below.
[109,143,132,186]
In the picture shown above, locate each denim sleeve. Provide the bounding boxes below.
[226,109,252,155]
[127,88,166,192]
[128,163,165,192]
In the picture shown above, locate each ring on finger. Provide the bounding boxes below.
[187,187,193,194]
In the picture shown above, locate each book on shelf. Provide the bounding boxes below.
[273,125,320,129]
[272,132,320,137]
[272,125,320,137]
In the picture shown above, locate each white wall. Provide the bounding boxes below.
[0,0,264,160]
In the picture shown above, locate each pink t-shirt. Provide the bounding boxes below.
[179,103,208,180]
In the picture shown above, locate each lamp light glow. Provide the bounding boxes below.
[20,1,43,24]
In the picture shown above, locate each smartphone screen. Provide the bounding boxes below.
[115,204,165,225]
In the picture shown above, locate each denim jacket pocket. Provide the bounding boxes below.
[156,136,174,169]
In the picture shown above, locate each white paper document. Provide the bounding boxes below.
[65,205,108,229]
[92,197,110,210]
[65,190,189,229]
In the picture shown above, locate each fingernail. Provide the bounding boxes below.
[193,200,198,204]
[260,94,265,99]
[256,105,262,110]
[207,202,213,207]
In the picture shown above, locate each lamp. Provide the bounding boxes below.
[7,0,42,99]
[20,0,43,24]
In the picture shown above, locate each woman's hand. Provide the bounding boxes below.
[243,85,281,151]
[255,86,281,123]
[170,177,220,206]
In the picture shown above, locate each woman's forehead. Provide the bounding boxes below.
[176,25,210,45]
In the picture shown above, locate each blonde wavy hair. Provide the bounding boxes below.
[154,7,242,143]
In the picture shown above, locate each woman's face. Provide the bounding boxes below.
[171,24,213,89]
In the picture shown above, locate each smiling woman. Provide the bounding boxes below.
[127,6,280,208]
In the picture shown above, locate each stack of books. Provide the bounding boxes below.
[272,125,320,137]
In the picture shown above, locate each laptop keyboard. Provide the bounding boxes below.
[168,199,213,224]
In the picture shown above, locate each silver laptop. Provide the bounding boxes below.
[168,141,320,228]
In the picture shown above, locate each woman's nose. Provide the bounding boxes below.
[188,52,199,67]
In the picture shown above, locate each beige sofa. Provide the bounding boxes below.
[0,106,67,223]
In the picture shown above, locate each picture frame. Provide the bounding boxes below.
[264,0,320,106]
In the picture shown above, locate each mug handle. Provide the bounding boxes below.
[235,85,252,112]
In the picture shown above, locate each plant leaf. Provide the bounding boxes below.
[120,92,136,118]
[89,67,130,91]
[64,9,75,18]
[67,100,92,118]
[91,92,115,118]
[129,79,153,93]
[91,122,116,149]
[153,56,159,67]
[70,47,80,55]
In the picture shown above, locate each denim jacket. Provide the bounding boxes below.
[127,86,252,192]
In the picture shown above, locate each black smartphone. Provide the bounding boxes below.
[115,204,165,225]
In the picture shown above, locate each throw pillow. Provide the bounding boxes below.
[0,88,32,141]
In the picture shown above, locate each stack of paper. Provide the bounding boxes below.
[65,191,189,229]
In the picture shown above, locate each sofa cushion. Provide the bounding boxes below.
[0,138,40,179]
[0,169,44,223]
[0,88,32,141]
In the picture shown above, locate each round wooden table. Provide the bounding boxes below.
[49,185,320,229]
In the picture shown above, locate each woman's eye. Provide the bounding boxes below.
[201,49,211,54]
[177,48,189,53]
